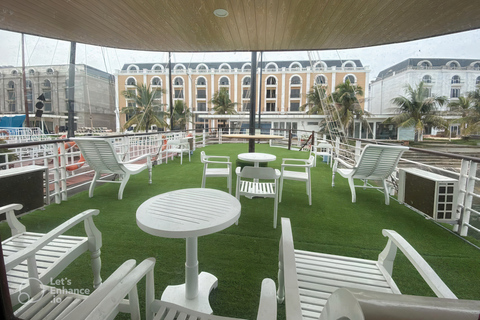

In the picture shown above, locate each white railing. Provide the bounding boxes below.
[1,130,479,239]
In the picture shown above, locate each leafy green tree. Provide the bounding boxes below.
[210,88,237,127]
[301,86,328,115]
[388,82,447,141]
[172,100,192,131]
[121,84,167,132]
[332,79,369,136]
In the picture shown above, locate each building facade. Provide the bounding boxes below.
[367,58,480,139]
[116,60,369,135]
[0,64,116,133]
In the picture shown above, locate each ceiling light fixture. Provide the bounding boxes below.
[214,9,229,18]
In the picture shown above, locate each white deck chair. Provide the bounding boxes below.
[278,217,458,320]
[13,258,155,320]
[165,139,190,164]
[81,257,277,320]
[73,137,152,200]
[313,141,333,167]
[2,204,102,307]
[201,151,232,194]
[279,155,314,205]
[236,166,281,228]
[332,144,408,205]
[320,288,480,320]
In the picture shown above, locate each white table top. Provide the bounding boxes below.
[238,152,276,163]
[136,188,241,238]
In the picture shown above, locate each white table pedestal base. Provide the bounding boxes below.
[161,272,218,314]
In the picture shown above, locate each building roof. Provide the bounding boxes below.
[376,58,480,80]
[0,1,479,52]
[120,60,364,71]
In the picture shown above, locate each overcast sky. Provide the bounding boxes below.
[0,28,479,80]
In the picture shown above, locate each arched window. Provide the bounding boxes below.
[197,64,208,73]
[242,63,251,72]
[290,76,301,85]
[344,74,356,84]
[422,75,432,83]
[11,70,18,75]
[451,75,461,84]
[473,62,480,70]
[343,61,356,69]
[126,77,136,86]
[174,64,186,72]
[43,79,51,87]
[418,60,431,69]
[151,77,162,86]
[46,68,54,74]
[241,76,251,112]
[26,80,33,112]
[173,77,184,100]
[266,76,276,85]
[219,77,229,86]
[42,80,52,112]
[127,65,139,72]
[219,63,231,72]
[174,77,184,86]
[315,75,327,85]
[152,64,163,72]
[196,77,206,86]
[28,69,35,75]
[476,76,480,85]
[313,62,327,71]
[243,77,251,85]
[7,81,15,89]
[448,61,460,69]
[265,63,278,72]
[289,62,302,71]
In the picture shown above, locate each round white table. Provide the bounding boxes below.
[136,188,241,314]
[237,152,276,167]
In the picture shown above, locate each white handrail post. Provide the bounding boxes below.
[460,161,477,236]
[355,140,362,162]
[455,159,469,233]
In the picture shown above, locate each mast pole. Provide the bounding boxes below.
[21,33,30,127]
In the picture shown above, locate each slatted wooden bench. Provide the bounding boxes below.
[2,203,102,306]
[277,217,457,320]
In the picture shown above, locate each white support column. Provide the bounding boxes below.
[281,69,286,112]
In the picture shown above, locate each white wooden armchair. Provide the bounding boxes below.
[313,141,333,167]
[201,151,232,194]
[279,155,314,206]
[14,258,155,320]
[332,144,408,205]
[165,139,190,164]
[82,257,277,320]
[236,166,281,228]
[73,137,152,200]
[277,217,457,320]
[1,204,102,307]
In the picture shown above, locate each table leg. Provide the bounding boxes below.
[186,237,198,299]
[161,236,218,314]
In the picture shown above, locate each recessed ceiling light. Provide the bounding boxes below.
[214,9,229,18]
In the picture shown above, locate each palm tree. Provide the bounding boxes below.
[210,88,237,128]
[301,85,328,115]
[388,82,447,142]
[332,79,369,136]
[172,100,192,131]
[448,95,473,135]
[121,84,167,132]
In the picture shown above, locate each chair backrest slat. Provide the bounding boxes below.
[354,145,408,180]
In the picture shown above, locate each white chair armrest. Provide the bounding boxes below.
[1,203,25,235]
[5,209,101,271]
[334,157,354,169]
[122,153,151,164]
[257,278,277,320]
[380,229,457,299]
[281,158,309,165]
[205,160,232,166]
[59,259,138,319]
[85,258,156,319]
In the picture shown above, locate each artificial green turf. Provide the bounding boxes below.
[2,143,480,319]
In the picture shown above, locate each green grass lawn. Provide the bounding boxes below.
[2,143,480,319]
